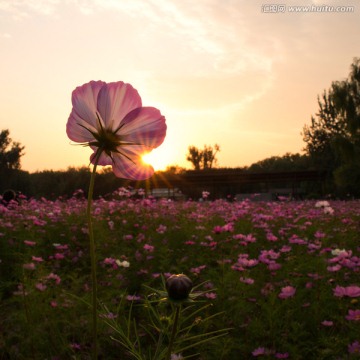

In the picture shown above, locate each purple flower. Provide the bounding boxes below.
[275,353,289,359]
[348,340,360,354]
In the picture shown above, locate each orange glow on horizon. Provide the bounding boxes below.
[142,149,169,171]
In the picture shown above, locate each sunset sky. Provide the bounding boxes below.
[1,0,359,173]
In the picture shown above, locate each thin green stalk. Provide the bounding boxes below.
[87,151,101,360]
[21,275,35,359]
[166,305,181,360]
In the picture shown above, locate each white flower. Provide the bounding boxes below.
[171,354,184,360]
[116,259,130,268]
[331,248,347,256]
[323,206,334,215]
[315,200,330,208]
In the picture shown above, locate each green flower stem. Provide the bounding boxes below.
[87,151,101,360]
[21,273,35,359]
[166,304,181,360]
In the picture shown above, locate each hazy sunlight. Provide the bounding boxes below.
[142,149,168,171]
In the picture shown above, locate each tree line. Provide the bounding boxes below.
[1,58,360,199]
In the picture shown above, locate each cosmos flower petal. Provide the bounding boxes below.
[97,81,142,128]
[120,107,167,148]
[67,81,106,142]
[89,148,113,166]
[67,114,98,143]
[111,146,154,180]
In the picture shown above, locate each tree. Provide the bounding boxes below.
[0,129,25,171]
[186,146,202,170]
[186,144,220,170]
[302,58,360,196]
[248,153,310,173]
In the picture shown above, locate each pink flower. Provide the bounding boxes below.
[23,263,36,270]
[32,256,43,262]
[24,240,36,246]
[321,320,333,326]
[240,277,255,285]
[333,285,360,298]
[327,264,342,272]
[54,253,65,260]
[103,257,116,265]
[205,292,217,299]
[278,286,296,299]
[346,309,360,321]
[143,244,154,252]
[156,224,167,234]
[35,283,47,291]
[190,265,206,274]
[268,262,281,271]
[275,353,289,359]
[345,286,360,297]
[70,343,82,350]
[348,340,360,354]
[213,225,223,234]
[333,286,346,297]
[47,273,61,285]
[252,347,266,356]
[66,81,166,180]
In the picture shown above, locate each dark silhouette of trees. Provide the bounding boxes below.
[248,153,310,173]
[0,129,24,171]
[303,58,360,196]
[0,130,26,194]
[186,144,220,170]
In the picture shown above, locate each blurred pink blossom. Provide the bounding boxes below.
[345,309,360,321]
[321,320,334,326]
[23,263,36,270]
[24,240,36,246]
[333,285,360,298]
[348,340,360,354]
[278,286,296,299]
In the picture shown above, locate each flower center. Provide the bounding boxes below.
[95,126,121,154]
[84,113,124,156]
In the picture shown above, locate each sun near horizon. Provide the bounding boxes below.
[141,148,171,171]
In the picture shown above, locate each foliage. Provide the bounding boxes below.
[1,195,360,358]
[303,58,360,196]
[0,129,25,171]
[186,144,220,170]
[0,129,26,193]
[247,153,311,173]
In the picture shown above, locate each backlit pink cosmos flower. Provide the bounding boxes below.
[66,81,166,180]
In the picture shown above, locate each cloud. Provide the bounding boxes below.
[0,0,60,19]
[81,0,284,112]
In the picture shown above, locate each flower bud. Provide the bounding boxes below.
[166,274,193,301]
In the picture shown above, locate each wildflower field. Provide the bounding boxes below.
[1,191,360,359]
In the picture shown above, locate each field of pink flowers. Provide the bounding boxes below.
[1,190,360,359]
